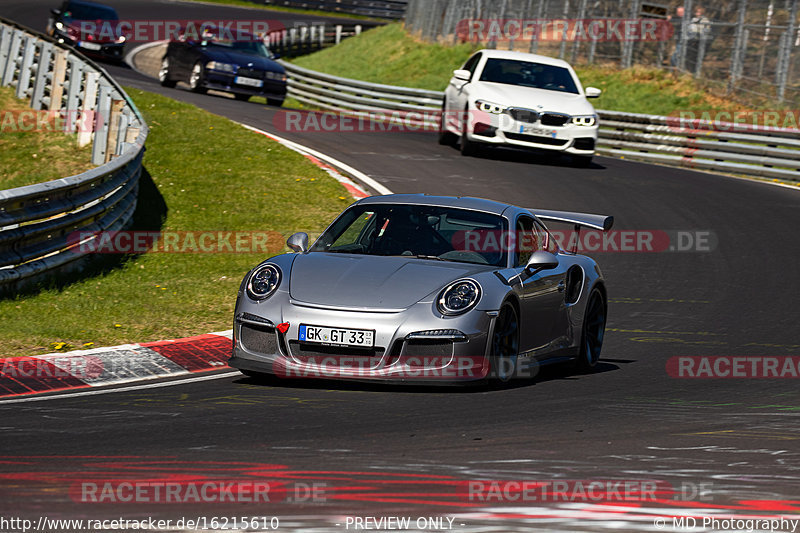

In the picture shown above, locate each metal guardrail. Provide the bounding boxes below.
[262,0,407,20]
[281,61,800,181]
[266,23,365,58]
[0,17,148,294]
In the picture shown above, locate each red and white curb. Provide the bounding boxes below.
[0,331,233,398]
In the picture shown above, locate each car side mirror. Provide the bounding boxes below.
[585,87,602,98]
[524,251,559,275]
[453,69,471,82]
[51,8,60,15]
[271,51,281,59]
[287,232,308,253]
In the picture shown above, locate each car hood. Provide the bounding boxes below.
[201,48,282,72]
[473,83,595,115]
[289,253,491,310]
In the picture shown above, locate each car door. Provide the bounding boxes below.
[513,215,569,356]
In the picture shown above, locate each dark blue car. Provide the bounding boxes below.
[47,0,125,62]
[159,26,286,106]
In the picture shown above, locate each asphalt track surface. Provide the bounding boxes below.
[2,2,800,531]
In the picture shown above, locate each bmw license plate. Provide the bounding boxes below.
[521,125,557,137]
[299,325,374,347]
[78,41,102,51]
[234,76,263,88]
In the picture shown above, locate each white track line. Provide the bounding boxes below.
[0,371,242,405]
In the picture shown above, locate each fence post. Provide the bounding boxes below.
[677,0,693,71]
[48,48,68,112]
[92,83,111,165]
[105,99,124,163]
[64,57,82,132]
[31,42,53,110]
[777,0,798,101]
[0,25,11,76]
[15,36,36,99]
[77,71,98,147]
[558,0,570,59]
[335,25,342,45]
[530,0,546,53]
[2,29,22,86]
[318,23,325,49]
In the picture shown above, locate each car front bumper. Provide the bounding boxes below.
[203,71,287,100]
[229,295,496,384]
[467,116,598,155]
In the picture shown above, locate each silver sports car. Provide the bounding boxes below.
[230,194,612,384]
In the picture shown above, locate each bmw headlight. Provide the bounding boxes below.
[571,114,597,126]
[206,61,236,73]
[246,264,281,300]
[475,100,508,114]
[437,279,481,316]
[266,71,287,81]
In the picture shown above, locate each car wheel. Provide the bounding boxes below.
[577,287,606,371]
[189,61,207,93]
[573,155,593,168]
[438,100,457,146]
[158,56,177,88]
[267,98,283,107]
[460,107,477,156]
[491,302,519,382]
[234,94,250,101]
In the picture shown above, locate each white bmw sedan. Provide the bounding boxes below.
[440,49,601,166]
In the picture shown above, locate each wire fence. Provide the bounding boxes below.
[404,0,800,103]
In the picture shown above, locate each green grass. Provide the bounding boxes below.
[0,87,95,189]
[291,23,785,115]
[176,0,382,21]
[0,88,352,357]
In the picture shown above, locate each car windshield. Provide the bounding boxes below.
[479,58,579,94]
[204,36,272,57]
[310,204,509,267]
[65,3,118,20]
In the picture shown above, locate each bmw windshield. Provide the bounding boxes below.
[479,58,579,94]
[310,204,509,267]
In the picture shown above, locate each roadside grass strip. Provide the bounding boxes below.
[0,87,354,357]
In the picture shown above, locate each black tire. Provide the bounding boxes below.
[577,288,606,371]
[188,61,207,93]
[490,302,520,382]
[158,56,177,88]
[234,93,250,101]
[460,107,477,156]
[438,101,457,146]
[267,98,284,107]
[572,155,593,168]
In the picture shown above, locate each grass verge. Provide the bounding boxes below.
[290,23,785,115]
[0,88,352,357]
[0,87,95,189]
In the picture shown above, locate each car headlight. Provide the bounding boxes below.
[437,279,481,316]
[206,61,236,73]
[55,21,64,30]
[116,35,126,43]
[246,264,281,300]
[571,115,597,126]
[266,71,287,81]
[475,100,508,114]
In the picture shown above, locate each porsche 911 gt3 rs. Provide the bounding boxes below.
[230,194,612,384]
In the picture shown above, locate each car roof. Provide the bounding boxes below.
[476,49,573,69]
[356,194,519,216]
[65,0,118,14]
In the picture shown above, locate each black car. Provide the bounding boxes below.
[159,26,287,106]
[46,0,125,61]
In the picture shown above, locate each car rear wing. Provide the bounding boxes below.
[530,209,614,254]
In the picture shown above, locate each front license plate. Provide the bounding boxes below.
[521,125,557,137]
[299,325,374,347]
[78,41,102,51]
[234,76,263,88]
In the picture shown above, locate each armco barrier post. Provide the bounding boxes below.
[15,35,35,99]
[2,29,23,86]
[105,99,125,163]
[48,48,68,111]
[64,57,83,132]
[77,71,98,147]
[31,41,53,110]
[92,83,111,165]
